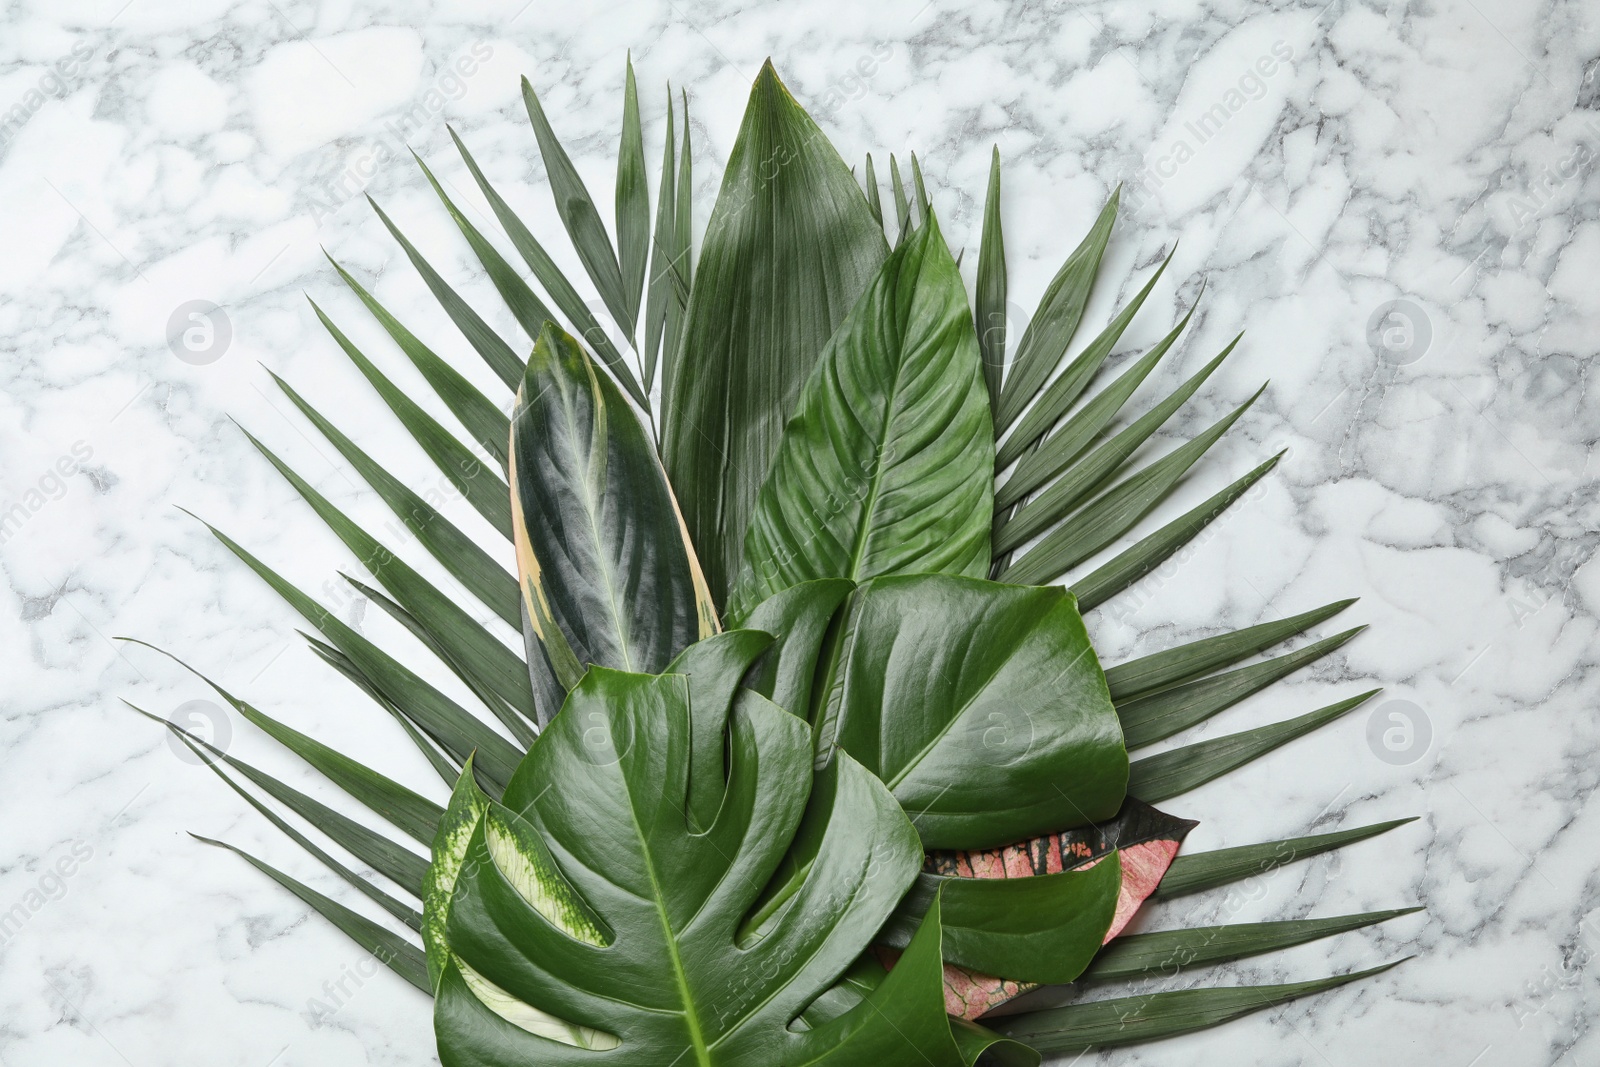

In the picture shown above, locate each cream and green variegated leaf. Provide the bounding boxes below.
[663,60,889,606]
[727,215,994,623]
[510,322,717,725]
[431,665,1026,1066]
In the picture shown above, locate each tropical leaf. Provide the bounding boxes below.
[1153,818,1418,901]
[814,575,1127,850]
[431,665,1007,1066]
[510,323,717,724]
[662,61,889,606]
[729,215,994,621]
[975,147,1006,418]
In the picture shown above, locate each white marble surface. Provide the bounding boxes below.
[0,0,1595,1064]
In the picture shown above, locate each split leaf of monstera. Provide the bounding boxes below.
[426,665,1029,1066]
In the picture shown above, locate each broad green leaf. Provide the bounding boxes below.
[1105,598,1358,700]
[1154,818,1418,900]
[882,854,1122,985]
[976,147,1006,418]
[615,55,649,333]
[996,248,1174,470]
[729,216,994,621]
[511,324,716,721]
[1129,690,1377,802]
[662,61,889,607]
[1070,452,1283,612]
[193,833,431,994]
[738,578,855,717]
[367,196,524,391]
[121,640,443,844]
[309,297,512,537]
[1080,908,1421,983]
[994,338,1238,552]
[268,370,519,629]
[434,666,975,1066]
[521,76,635,341]
[815,575,1127,849]
[641,87,676,392]
[423,755,490,990]
[994,961,1404,1052]
[999,385,1265,586]
[994,190,1118,431]
[1118,626,1365,749]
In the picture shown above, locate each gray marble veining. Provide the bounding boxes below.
[1,1,1596,1064]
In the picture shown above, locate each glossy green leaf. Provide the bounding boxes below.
[729,215,994,620]
[997,248,1174,470]
[1070,452,1283,612]
[976,147,1006,418]
[511,324,716,721]
[738,578,855,717]
[994,961,1404,1052]
[815,575,1127,849]
[1154,818,1418,900]
[1105,599,1358,700]
[882,854,1122,986]
[446,127,645,407]
[1080,908,1421,983]
[193,833,431,994]
[663,61,889,606]
[999,385,1265,586]
[1129,690,1377,802]
[433,666,976,1066]
[994,190,1118,431]
[1118,626,1365,749]
[615,55,649,334]
[521,76,634,341]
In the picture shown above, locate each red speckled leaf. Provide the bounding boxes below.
[925,799,1197,1019]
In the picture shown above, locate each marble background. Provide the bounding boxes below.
[1,0,1595,1063]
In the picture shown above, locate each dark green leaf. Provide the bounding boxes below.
[309,297,512,537]
[641,87,676,392]
[738,578,855,717]
[662,61,889,606]
[1071,453,1283,613]
[193,834,431,994]
[615,55,649,334]
[520,75,634,340]
[1080,908,1421,983]
[1154,818,1418,901]
[729,216,994,620]
[511,324,717,721]
[999,384,1265,585]
[366,196,524,391]
[816,575,1127,849]
[1129,690,1377,803]
[993,961,1404,1052]
[995,190,1118,431]
[1117,625,1365,749]
[976,147,1006,419]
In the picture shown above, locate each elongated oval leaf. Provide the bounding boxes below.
[662,61,889,606]
[729,215,994,621]
[511,323,716,721]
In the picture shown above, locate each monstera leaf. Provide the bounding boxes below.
[510,323,717,723]
[728,215,994,622]
[425,662,1031,1066]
